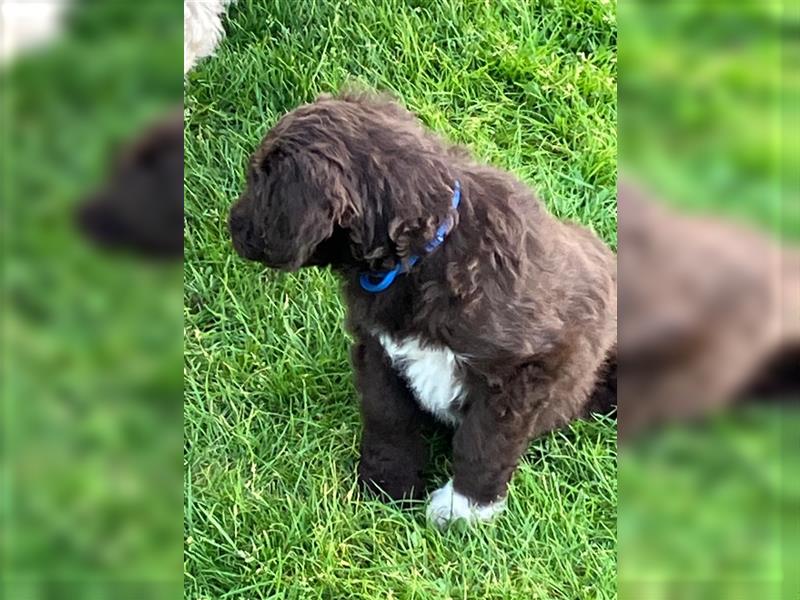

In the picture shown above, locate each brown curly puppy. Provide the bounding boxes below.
[229,92,616,526]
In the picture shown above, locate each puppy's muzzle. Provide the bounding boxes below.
[228,203,266,262]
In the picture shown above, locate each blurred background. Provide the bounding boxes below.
[2,0,797,598]
[619,1,798,599]
[1,1,182,598]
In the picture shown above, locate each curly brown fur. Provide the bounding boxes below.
[229,92,616,517]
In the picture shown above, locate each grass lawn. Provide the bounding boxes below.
[184,1,617,598]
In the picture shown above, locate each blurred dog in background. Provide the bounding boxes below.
[618,181,799,438]
[74,0,237,256]
[76,109,185,259]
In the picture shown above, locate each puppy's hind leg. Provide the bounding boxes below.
[353,335,429,502]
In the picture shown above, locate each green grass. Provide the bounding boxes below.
[184,1,617,598]
[619,2,796,239]
[619,408,800,599]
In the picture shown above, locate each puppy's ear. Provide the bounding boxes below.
[388,214,440,263]
[385,173,458,265]
[252,149,351,269]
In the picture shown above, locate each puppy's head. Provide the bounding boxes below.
[229,92,458,271]
[229,142,353,270]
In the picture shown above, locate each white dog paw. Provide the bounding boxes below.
[426,479,506,528]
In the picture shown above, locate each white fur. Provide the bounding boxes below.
[0,0,69,66]
[0,1,232,72]
[375,332,465,426]
[184,0,234,74]
[426,479,506,527]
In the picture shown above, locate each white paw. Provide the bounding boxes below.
[426,479,506,528]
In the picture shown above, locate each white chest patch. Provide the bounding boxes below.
[375,332,465,426]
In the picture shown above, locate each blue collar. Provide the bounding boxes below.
[359,180,462,293]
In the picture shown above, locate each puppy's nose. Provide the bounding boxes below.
[228,199,248,230]
[229,199,257,243]
[228,203,264,261]
[228,208,245,237]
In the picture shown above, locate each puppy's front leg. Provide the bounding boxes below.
[427,374,558,527]
[353,336,428,501]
